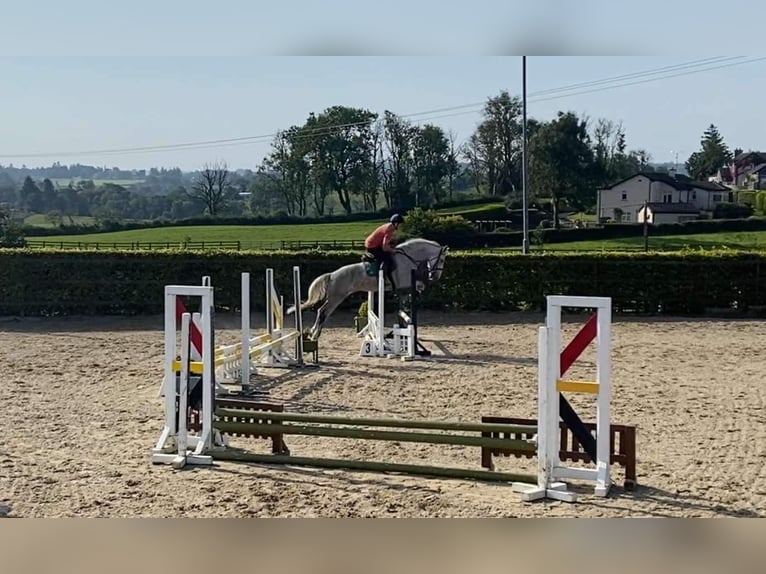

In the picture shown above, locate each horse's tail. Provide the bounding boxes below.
[286,272,331,315]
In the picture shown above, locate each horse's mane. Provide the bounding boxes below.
[397,237,442,250]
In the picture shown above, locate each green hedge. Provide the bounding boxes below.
[1,248,765,317]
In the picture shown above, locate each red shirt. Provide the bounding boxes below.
[365,223,395,250]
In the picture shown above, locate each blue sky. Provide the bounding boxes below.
[0,1,763,172]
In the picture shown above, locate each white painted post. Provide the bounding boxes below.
[265,268,274,337]
[241,272,250,387]
[163,288,177,436]
[293,266,304,364]
[377,268,385,352]
[198,276,215,457]
[176,312,191,459]
[595,302,612,495]
[536,325,553,493]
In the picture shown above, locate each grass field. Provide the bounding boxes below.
[435,202,505,215]
[24,214,97,228]
[29,225,766,252]
[539,230,766,252]
[29,220,387,248]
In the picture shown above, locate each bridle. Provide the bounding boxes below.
[396,244,448,286]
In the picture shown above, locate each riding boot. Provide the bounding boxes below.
[384,264,395,291]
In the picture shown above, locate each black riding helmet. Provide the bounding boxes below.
[390,214,404,224]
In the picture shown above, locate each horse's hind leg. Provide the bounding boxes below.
[312,297,347,341]
[309,301,329,340]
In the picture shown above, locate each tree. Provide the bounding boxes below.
[411,124,450,207]
[19,176,42,213]
[381,111,416,210]
[188,161,232,216]
[446,130,460,201]
[466,91,524,198]
[303,106,378,215]
[529,111,595,228]
[261,127,311,216]
[0,208,25,247]
[685,124,733,181]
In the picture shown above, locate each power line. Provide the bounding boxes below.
[0,57,761,160]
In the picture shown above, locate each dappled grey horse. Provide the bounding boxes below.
[287,238,449,340]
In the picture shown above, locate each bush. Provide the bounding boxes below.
[755,192,766,215]
[398,208,478,245]
[713,202,753,219]
[738,191,756,206]
[0,210,26,248]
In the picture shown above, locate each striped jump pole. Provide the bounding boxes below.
[513,295,612,503]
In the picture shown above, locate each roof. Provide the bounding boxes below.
[734,151,766,164]
[743,163,766,175]
[642,202,700,214]
[603,172,729,192]
[690,180,729,191]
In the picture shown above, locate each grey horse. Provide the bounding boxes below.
[287,238,449,340]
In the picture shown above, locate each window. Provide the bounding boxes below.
[663,193,672,203]
[623,212,631,222]
[713,194,722,202]
[691,191,697,200]
[621,192,627,201]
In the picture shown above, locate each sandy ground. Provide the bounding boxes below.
[1,308,765,518]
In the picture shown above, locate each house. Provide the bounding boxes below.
[712,151,766,189]
[597,171,732,223]
[636,202,701,224]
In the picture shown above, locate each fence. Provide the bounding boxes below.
[25,240,243,251]
[23,239,368,252]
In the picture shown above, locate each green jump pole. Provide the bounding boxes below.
[212,450,538,485]
[213,421,536,452]
[214,408,537,435]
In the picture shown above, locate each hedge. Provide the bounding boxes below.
[1,248,765,317]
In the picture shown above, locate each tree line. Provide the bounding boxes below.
[247,92,656,225]
[3,89,736,227]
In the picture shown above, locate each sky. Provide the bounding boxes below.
[0,1,763,173]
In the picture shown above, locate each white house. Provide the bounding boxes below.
[597,172,732,224]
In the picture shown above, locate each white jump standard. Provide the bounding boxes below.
[152,280,225,467]
[513,295,613,502]
[358,268,430,361]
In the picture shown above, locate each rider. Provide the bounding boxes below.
[365,213,404,288]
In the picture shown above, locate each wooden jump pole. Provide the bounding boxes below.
[212,451,538,484]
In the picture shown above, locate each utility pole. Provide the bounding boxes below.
[521,56,529,254]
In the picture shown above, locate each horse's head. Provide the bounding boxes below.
[395,238,449,290]
[427,244,449,283]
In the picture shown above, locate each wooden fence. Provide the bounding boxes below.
[23,239,369,251]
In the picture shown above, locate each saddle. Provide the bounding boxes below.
[361,252,386,277]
